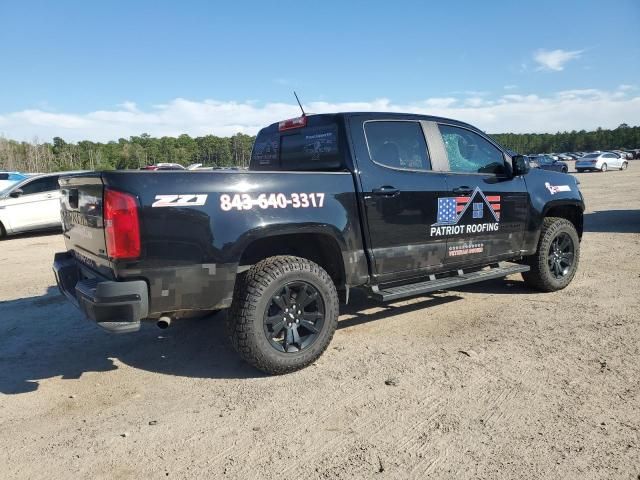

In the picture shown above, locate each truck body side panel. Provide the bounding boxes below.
[61,170,368,316]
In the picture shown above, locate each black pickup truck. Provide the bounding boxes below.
[54,112,584,374]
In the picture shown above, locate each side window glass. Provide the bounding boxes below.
[439,124,506,175]
[364,121,431,170]
[20,177,59,195]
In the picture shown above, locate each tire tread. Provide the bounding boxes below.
[227,255,339,375]
[522,217,580,292]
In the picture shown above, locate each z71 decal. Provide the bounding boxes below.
[152,194,208,207]
[220,193,325,211]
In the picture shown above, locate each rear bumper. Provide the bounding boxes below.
[53,251,148,333]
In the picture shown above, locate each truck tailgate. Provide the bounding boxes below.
[59,173,112,275]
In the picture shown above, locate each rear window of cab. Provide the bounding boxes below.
[251,120,342,171]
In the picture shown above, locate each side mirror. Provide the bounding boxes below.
[511,155,530,176]
[9,188,24,198]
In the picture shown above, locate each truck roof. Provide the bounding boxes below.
[259,111,481,134]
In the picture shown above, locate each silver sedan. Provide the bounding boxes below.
[575,152,628,172]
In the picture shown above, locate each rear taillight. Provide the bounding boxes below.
[278,115,307,131]
[104,188,140,260]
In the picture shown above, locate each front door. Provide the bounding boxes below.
[348,116,449,283]
[5,176,61,231]
[426,122,529,265]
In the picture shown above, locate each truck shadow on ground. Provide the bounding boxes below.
[583,209,640,233]
[0,286,261,394]
[0,284,480,393]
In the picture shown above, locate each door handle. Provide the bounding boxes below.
[372,186,400,197]
[452,186,473,195]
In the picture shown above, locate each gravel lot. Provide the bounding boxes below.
[1,168,639,479]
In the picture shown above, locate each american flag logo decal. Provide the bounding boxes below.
[434,187,501,226]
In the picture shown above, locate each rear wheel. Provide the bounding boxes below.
[561,167,568,173]
[227,256,339,375]
[621,162,628,171]
[601,163,608,172]
[0,222,6,239]
[575,168,584,173]
[522,217,580,292]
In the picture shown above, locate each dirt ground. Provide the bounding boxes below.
[1,167,639,480]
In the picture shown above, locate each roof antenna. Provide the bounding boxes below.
[293,91,306,117]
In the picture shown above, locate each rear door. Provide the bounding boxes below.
[348,115,449,283]
[426,122,528,265]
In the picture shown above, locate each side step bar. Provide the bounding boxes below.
[369,262,530,302]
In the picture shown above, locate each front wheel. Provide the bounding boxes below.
[601,163,608,172]
[522,217,580,292]
[227,256,339,375]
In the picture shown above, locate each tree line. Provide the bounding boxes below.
[1,124,638,173]
[492,124,640,155]
[0,133,255,173]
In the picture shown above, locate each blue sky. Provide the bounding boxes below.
[1,0,639,141]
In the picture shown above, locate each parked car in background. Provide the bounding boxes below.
[528,155,569,173]
[556,153,573,162]
[0,172,28,191]
[140,163,186,171]
[0,172,81,238]
[575,152,628,172]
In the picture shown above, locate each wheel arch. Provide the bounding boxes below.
[0,217,8,237]
[543,202,584,239]
[237,228,348,291]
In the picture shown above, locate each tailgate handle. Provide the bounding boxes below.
[372,186,400,197]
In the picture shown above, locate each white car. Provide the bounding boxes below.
[0,173,64,238]
[575,152,628,173]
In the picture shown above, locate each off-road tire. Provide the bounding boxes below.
[227,256,339,375]
[522,217,580,292]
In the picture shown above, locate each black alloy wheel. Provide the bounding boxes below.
[227,256,339,374]
[522,217,580,292]
[263,281,325,353]
[547,232,575,279]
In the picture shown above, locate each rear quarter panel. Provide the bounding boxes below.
[102,170,368,314]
